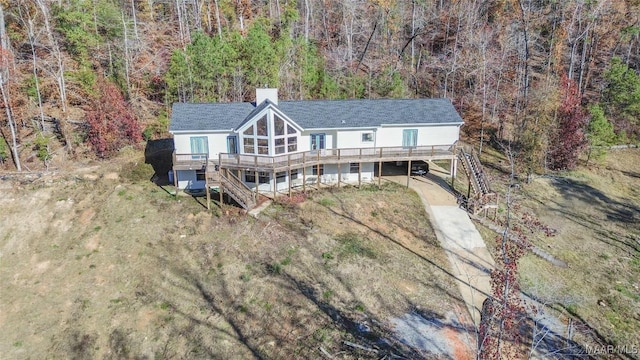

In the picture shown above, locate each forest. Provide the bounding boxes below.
[0,0,639,173]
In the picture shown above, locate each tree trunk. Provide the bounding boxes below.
[122,12,132,97]
[0,73,21,172]
[213,0,222,38]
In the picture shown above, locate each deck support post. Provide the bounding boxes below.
[288,168,292,197]
[316,163,320,189]
[358,162,362,187]
[206,176,210,210]
[302,166,306,192]
[173,165,178,197]
[273,170,277,199]
[378,160,382,189]
[220,181,224,206]
[406,159,412,188]
[255,170,259,197]
[337,162,341,188]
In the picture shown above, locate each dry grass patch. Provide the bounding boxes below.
[1,159,466,359]
[473,147,640,351]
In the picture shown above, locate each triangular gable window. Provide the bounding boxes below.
[238,108,301,155]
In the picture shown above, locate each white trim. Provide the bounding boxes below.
[379,122,462,127]
[304,127,378,131]
[236,106,271,134]
[235,104,305,134]
[270,106,305,132]
[170,129,233,134]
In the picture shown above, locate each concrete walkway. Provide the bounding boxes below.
[388,172,495,326]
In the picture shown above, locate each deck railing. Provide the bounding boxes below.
[215,144,456,171]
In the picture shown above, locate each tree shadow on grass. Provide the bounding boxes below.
[149,250,434,359]
[321,187,606,359]
[141,199,483,359]
[524,177,639,253]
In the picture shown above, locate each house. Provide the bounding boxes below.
[169,88,464,209]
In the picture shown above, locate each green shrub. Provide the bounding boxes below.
[336,232,376,259]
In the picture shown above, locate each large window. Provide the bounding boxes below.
[242,113,298,155]
[402,129,418,148]
[274,114,297,154]
[350,163,360,174]
[190,136,208,159]
[243,115,269,154]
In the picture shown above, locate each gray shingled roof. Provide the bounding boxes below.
[169,98,463,132]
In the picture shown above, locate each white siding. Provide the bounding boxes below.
[375,125,460,147]
[299,131,335,150]
[335,129,376,149]
[175,170,205,190]
[173,132,232,159]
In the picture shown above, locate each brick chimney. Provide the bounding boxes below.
[256,88,278,105]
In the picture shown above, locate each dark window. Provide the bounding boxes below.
[227,136,238,154]
[274,115,285,136]
[276,171,286,183]
[245,172,256,183]
[196,170,206,181]
[243,125,254,136]
[362,133,374,142]
[257,116,268,136]
[257,139,269,154]
[310,133,325,150]
[312,164,324,176]
[349,163,360,174]
[243,138,254,154]
[287,124,296,134]
[275,138,286,154]
[291,169,298,179]
[258,172,270,184]
[287,136,297,152]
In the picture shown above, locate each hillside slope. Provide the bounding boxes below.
[0,154,470,359]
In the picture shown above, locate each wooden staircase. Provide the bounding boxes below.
[458,147,498,215]
[217,169,257,210]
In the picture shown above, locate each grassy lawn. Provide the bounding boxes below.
[0,155,465,359]
[472,146,640,353]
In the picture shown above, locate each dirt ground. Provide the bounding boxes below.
[0,154,474,359]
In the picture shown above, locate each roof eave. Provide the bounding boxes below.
[169,129,234,134]
[379,122,463,127]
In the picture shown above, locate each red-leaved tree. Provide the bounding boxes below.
[549,74,588,170]
[86,78,142,158]
[478,146,530,360]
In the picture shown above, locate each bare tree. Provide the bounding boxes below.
[0,4,21,171]
[16,2,46,131]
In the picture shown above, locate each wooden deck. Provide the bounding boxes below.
[214,145,456,172]
[171,144,458,210]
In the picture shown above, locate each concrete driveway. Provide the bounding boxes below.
[386,171,495,326]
